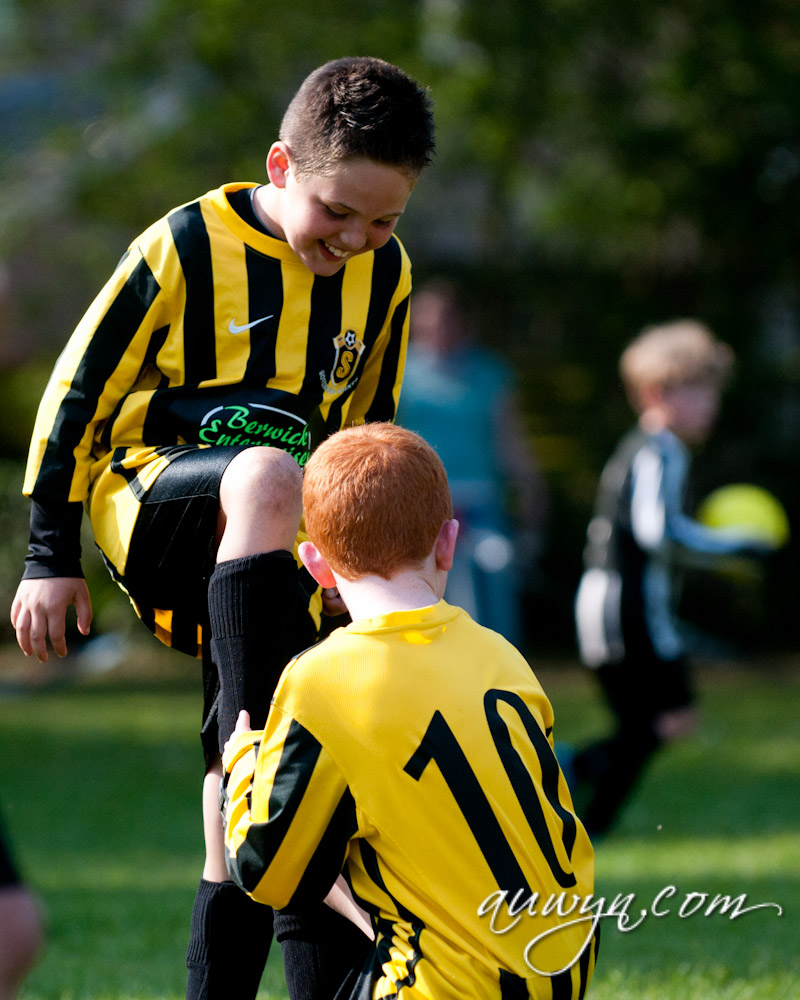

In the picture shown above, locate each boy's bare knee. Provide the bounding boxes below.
[217,448,303,559]
[221,447,302,517]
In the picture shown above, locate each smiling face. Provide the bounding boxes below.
[256,143,417,276]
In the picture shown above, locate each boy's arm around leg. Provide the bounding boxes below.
[221,709,355,911]
[323,875,374,941]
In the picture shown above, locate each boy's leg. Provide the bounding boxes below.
[189,447,312,1000]
[186,760,275,1000]
[118,446,313,1000]
[210,446,305,740]
[0,886,42,1000]
[571,721,661,836]
[273,908,375,1000]
[572,659,661,835]
[572,657,693,836]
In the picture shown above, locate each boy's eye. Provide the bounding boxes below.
[325,206,348,220]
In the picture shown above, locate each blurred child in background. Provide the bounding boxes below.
[571,320,767,836]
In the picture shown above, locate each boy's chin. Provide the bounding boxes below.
[311,261,348,277]
[304,246,350,276]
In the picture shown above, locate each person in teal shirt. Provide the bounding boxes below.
[398,279,547,649]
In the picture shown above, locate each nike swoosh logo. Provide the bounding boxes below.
[228,314,274,334]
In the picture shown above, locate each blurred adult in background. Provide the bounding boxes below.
[398,279,547,651]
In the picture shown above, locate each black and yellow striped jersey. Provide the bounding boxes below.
[574,426,761,668]
[223,601,597,999]
[22,183,411,626]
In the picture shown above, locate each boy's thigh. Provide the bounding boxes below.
[123,445,247,613]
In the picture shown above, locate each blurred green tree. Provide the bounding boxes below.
[2,0,798,647]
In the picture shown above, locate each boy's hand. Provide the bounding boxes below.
[233,709,252,736]
[321,587,348,617]
[222,710,253,761]
[10,577,92,663]
[655,706,698,742]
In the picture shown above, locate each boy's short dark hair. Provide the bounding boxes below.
[280,57,435,179]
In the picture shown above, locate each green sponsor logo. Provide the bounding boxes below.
[198,404,311,465]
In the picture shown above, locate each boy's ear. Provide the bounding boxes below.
[434,518,459,573]
[266,141,292,189]
[298,540,338,589]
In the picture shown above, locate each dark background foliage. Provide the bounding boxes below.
[2,0,798,651]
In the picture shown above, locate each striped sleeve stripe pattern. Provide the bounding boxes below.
[234,719,357,905]
[366,289,409,423]
[32,255,160,499]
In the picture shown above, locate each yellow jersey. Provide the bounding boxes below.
[224,601,597,999]
[22,183,411,649]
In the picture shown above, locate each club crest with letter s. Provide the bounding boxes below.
[320,329,365,394]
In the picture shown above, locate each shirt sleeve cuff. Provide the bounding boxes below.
[22,499,84,579]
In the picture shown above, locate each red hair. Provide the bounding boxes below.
[302,423,453,580]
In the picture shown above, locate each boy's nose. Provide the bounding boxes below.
[339,226,368,251]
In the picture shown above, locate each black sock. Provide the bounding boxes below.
[208,550,300,750]
[186,878,274,1000]
[273,906,375,1000]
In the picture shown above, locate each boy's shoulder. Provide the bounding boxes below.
[602,423,687,485]
[133,182,411,280]
[274,601,545,714]
[127,184,232,250]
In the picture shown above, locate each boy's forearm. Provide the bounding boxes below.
[221,721,354,911]
[221,732,264,893]
[221,730,303,909]
[22,500,84,579]
[324,875,375,941]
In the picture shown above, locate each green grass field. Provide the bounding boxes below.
[0,644,797,1000]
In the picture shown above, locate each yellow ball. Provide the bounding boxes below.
[696,483,790,549]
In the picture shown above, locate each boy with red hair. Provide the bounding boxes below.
[222,423,597,999]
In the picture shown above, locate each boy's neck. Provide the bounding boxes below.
[336,569,442,623]
[639,409,669,434]
[252,184,285,241]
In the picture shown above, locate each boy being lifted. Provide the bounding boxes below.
[222,423,598,1000]
[12,57,434,999]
